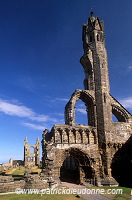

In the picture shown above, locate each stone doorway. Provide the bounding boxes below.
[111,136,132,187]
[60,156,80,184]
[59,148,95,185]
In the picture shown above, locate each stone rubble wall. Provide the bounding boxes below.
[0,175,48,193]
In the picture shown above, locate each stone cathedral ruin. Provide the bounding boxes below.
[0,12,132,192]
[42,12,132,187]
[24,137,40,168]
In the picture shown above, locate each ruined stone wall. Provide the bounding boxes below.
[0,176,25,193]
[53,124,97,145]
[24,140,40,168]
[42,124,105,185]
[0,175,48,193]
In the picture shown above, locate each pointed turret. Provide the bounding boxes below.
[82,12,105,55]
[24,136,28,145]
[36,137,40,145]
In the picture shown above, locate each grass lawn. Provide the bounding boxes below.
[0,167,42,180]
[0,194,83,200]
[3,167,42,176]
[0,186,131,200]
[91,186,132,200]
[6,167,25,175]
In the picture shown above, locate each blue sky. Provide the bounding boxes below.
[0,0,132,163]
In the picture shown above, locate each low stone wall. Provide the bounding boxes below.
[0,176,24,193]
[24,174,48,189]
[0,175,48,193]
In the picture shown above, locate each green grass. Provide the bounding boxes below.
[0,167,42,180]
[0,186,131,200]
[90,186,132,200]
[3,167,42,176]
[9,168,25,176]
[0,194,83,200]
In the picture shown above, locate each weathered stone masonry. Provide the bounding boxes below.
[42,12,132,187]
[24,137,40,168]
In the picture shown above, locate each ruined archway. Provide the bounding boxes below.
[60,148,95,184]
[65,90,96,126]
[111,136,132,187]
[112,104,129,122]
[75,99,88,125]
[60,156,80,183]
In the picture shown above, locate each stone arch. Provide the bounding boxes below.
[28,157,31,162]
[30,146,34,153]
[97,33,100,41]
[89,131,96,144]
[89,34,93,42]
[76,130,83,143]
[72,129,76,143]
[62,130,69,143]
[68,129,76,144]
[83,129,89,144]
[55,129,62,143]
[112,104,129,122]
[60,148,96,184]
[65,90,96,126]
[111,136,132,187]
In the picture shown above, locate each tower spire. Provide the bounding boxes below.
[36,137,40,144]
[90,11,94,16]
[24,136,28,145]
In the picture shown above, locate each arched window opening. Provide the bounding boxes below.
[112,106,128,122]
[112,114,118,122]
[65,91,96,126]
[89,132,95,144]
[55,130,62,143]
[76,131,83,143]
[69,130,76,143]
[89,35,93,42]
[100,33,103,42]
[75,100,88,125]
[30,147,34,153]
[97,34,100,41]
[28,157,30,162]
[62,130,68,143]
[31,157,35,161]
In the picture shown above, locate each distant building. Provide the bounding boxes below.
[24,137,40,168]
[13,160,24,167]
[0,158,13,170]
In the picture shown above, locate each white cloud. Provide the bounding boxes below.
[55,98,69,102]
[128,66,132,71]
[0,100,34,118]
[76,108,87,114]
[50,97,69,103]
[120,97,132,110]
[22,122,46,130]
[78,103,85,107]
[54,112,64,117]
[0,99,57,122]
